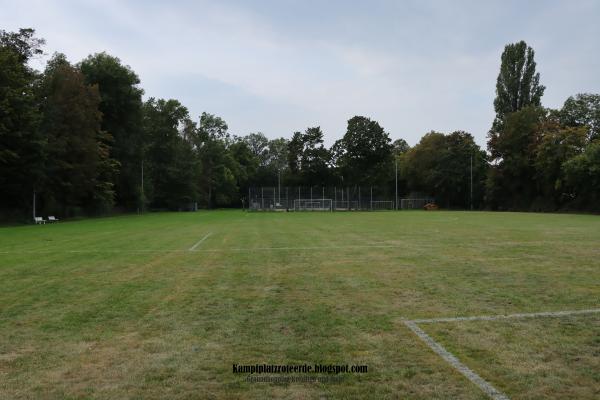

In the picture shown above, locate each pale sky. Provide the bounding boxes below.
[2,0,599,146]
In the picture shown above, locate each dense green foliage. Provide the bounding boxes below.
[0,29,45,214]
[492,41,545,132]
[1,30,599,218]
[402,131,487,209]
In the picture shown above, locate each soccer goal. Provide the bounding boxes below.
[400,198,434,209]
[293,199,332,211]
[370,200,394,210]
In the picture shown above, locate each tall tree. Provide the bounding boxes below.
[486,106,545,210]
[38,54,117,215]
[286,127,330,186]
[534,120,587,209]
[195,112,237,207]
[287,131,303,179]
[336,116,393,186]
[492,41,545,132]
[142,98,199,209]
[229,138,259,203]
[243,133,270,166]
[0,28,45,215]
[79,52,144,210]
[401,131,487,208]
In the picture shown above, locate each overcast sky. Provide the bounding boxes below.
[2,0,599,146]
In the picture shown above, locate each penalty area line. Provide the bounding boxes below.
[403,321,510,400]
[189,232,212,251]
[411,308,600,324]
[403,308,600,400]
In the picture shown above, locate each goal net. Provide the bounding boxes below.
[293,199,332,211]
[370,200,394,210]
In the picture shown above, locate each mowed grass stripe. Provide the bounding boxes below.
[0,210,599,399]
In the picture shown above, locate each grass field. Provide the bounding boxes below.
[0,210,599,399]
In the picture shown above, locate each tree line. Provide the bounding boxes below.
[1,29,599,219]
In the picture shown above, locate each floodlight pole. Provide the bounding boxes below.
[32,190,36,219]
[395,157,398,210]
[141,160,144,213]
[470,153,473,211]
[278,169,281,205]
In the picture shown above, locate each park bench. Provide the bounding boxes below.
[34,217,46,224]
[48,216,59,223]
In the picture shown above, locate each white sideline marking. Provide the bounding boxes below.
[403,321,510,400]
[411,308,600,324]
[0,243,406,254]
[189,232,212,251]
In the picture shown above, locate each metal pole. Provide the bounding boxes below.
[334,186,337,210]
[395,157,398,210]
[358,186,361,210]
[470,153,473,211]
[370,186,373,210]
[278,170,281,205]
[141,160,144,213]
[261,187,264,210]
[32,190,36,219]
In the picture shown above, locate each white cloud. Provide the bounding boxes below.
[1,0,598,146]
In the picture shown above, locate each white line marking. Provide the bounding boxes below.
[411,308,600,324]
[0,243,408,254]
[189,232,212,251]
[403,308,600,400]
[403,320,510,400]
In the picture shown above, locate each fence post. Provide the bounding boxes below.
[347,187,350,210]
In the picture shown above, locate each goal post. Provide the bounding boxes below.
[293,198,332,211]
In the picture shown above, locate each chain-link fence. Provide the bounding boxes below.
[247,187,434,211]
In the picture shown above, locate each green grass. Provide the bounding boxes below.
[0,210,599,399]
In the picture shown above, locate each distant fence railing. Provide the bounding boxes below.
[247,187,433,211]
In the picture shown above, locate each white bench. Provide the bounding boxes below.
[34,217,46,224]
[48,216,59,223]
